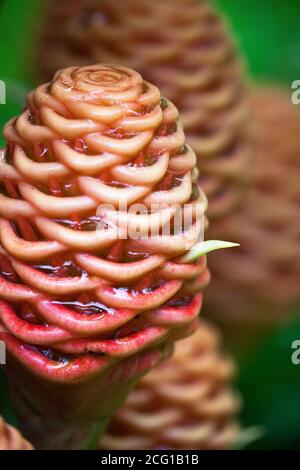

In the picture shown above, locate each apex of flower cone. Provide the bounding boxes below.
[38,0,253,220]
[0,417,33,450]
[205,88,300,325]
[99,320,240,450]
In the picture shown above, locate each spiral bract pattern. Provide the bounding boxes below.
[0,64,208,385]
[205,88,300,324]
[38,0,253,220]
[0,416,33,450]
[100,320,240,450]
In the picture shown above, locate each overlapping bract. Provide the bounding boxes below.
[38,0,253,219]
[0,64,209,382]
[205,88,300,324]
[100,320,240,450]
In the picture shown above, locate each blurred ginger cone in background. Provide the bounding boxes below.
[99,320,240,450]
[0,416,33,450]
[205,88,300,329]
[38,0,253,220]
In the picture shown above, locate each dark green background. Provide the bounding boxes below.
[0,0,300,449]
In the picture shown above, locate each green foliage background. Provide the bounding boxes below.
[0,0,300,449]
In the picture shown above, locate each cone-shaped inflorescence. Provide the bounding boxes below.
[38,0,253,220]
[205,88,300,325]
[100,319,240,450]
[0,416,33,450]
[0,64,211,449]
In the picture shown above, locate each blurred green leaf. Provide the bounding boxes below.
[0,0,45,84]
[237,306,300,449]
[0,0,45,145]
[215,0,300,84]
